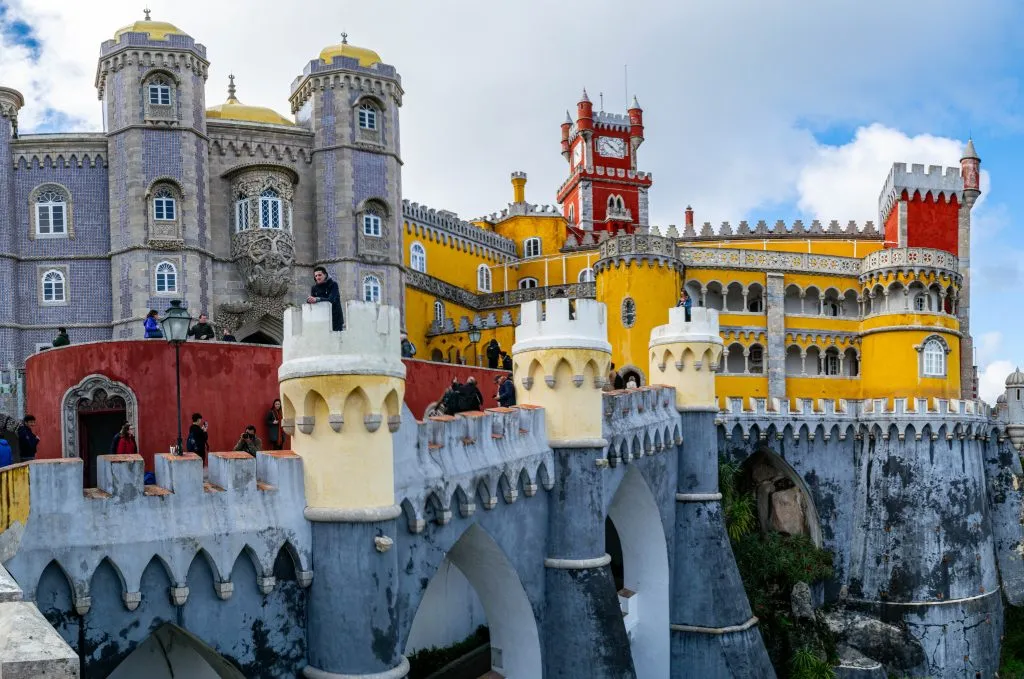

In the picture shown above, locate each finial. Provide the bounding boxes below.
[962,137,979,160]
[630,95,641,110]
[599,92,604,111]
[564,110,573,124]
[580,88,590,103]
[341,31,348,45]
[227,74,236,100]
[143,7,151,20]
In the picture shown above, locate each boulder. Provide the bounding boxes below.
[834,644,886,679]
[770,486,807,536]
[823,609,924,670]
[790,581,814,620]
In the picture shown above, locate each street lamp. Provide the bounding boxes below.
[468,325,481,367]
[160,300,193,455]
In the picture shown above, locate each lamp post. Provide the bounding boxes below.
[468,325,481,367]
[160,300,193,455]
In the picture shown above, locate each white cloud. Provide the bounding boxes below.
[976,331,1004,368]
[979,359,1014,406]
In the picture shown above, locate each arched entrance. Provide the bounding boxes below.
[405,523,542,677]
[239,331,279,345]
[607,465,670,678]
[618,365,646,389]
[61,375,138,485]
[740,449,823,546]
[108,623,245,678]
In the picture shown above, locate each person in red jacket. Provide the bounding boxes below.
[110,423,138,455]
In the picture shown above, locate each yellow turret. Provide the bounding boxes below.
[649,306,724,410]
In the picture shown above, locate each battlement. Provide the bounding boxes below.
[650,307,722,347]
[486,201,564,224]
[280,302,406,381]
[602,386,681,465]
[2,452,312,609]
[878,162,964,222]
[403,199,518,257]
[859,247,959,277]
[675,219,882,241]
[512,299,611,354]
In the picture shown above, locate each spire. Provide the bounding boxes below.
[630,95,642,110]
[227,74,238,103]
[580,88,590,103]
[564,110,573,124]
[962,137,979,160]
[341,31,348,45]
[143,7,151,20]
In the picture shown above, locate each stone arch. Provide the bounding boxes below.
[61,374,138,460]
[607,465,670,677]
[404,523,542,677]
[234,314,283,345]
[107,622,246,678]
[618,364,646,388]
[740,449,823,547]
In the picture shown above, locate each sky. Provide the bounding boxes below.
[2,0,1024,402]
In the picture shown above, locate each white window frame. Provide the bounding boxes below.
[922,339,946,377]
[749,345,764,373]
[154,261,178,294]
[477,264,492,292]
[568,204,575,224]
[259,189,283,229]
[363,275,382,303]
[519,277,538,289]
[153,188,176,221]
[578,268,594,283]
[148,80,171,106]
[433,300,445,326]
[363,213,382,237]
[410,242,427,272]
[235,197,250,232]
[824,352,840,376]
[358,103,378,130]
[913,294,927,312]
[35,190,67,237]
[523,237,541,259]
[42,269,66,304]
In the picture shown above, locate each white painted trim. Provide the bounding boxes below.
[549,437,609,449]
[678,405,718,413]
[676,492,722,502]
[303,656,409,679]
[670,616,759,635]
[845,586,999,608]
[544,553,611,569]
[304,505,402,523]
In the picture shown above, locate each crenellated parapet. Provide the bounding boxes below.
[601,385,681,466]
[649,307,724,411]
[878,163,964,224]
[1,452,311,613]
[678,218,881,241]
[394,405,553,533]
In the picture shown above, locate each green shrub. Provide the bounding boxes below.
[407,625,489,678]
[791,647,836,679]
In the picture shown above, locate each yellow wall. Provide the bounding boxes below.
[0,463,29,534]
[859,323,960,400]
[512,347,609,444]
[404,221,504,292]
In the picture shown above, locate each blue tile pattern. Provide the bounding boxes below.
[353,151,387,206]
[14,160,110,256]
[143,130,182,184]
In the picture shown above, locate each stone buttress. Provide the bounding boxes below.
[279,301,407,678]
[649,306,775,677]
[512,298,635,677]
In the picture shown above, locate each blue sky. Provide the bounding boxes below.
[2,0,1023,401]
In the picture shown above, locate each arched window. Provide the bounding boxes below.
[749,345,764,374]
[922,339,946,377]
[358,103,378,130]
[914,294,927,312]
[477,265,492,292]
[235,195,250,232]
[35,188,67,236]
[148,77,171,106]
[154,261,178,294]
[363,275,382,303]
[578,268,595,283]
[621,297,636,328]
[523,237,541,259]
[410,242,426,272]
[824,349,840,376]
[363,213,382,237]
[41,269,65,303]
[519,277,538,289]
[568,204,575,224]
[153,188,176,221]
[433,300,445,326]
[260,189,282,229]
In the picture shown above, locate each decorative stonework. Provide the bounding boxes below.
[61,374,138,458]
[145,180,183,245]
[858,247,959,280]
[680,247,862,277]
[231,228,295,298]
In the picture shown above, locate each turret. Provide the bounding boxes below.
[961,138,981,196]
[1005,368,1024,450]
[511,298,611,446]
[576,89,593,135]
[649,307,724,411]
[684,205,694,232]
[511,171,527,204]
[627,95,644,153]
[560,111,572,160]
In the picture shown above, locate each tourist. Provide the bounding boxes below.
[677,291,693,322]
[221,327,237,342]
[109,423,138,455]
[460,376,484,412]
[401,333,416,358]
[0,437,11,468]
[485,339,501,369]
[606,362,624,391]
[188,314,215,341]
[626,376,638,389]
[52,327,70,347]
[442,379,463,415]
[234,425,261,456]
[17,416,38,462]
[266,400,285,450]
[186,413,209,462]
[497,373,516,407]
[307,266,344,331]
[501,351,512,371]
[143,310,163,339]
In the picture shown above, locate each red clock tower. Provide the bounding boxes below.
[557,90,652,234]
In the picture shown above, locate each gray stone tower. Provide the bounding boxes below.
[0,87,22,395]
[95,13,213,335]
[289,35,405,313]
[960,140,981,398]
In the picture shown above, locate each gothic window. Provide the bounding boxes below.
[153,188,176,221]
[358,103,378,130]
[42,269,66,304]
[363,213,382,237]
[433,300,445,326]
[568,204,575,224]
[363,275,382,303]
[260,189,283,229]
[519,277,538,289]
[410,242,427,272]
[235,195,251,232]
[155,261,178,294]
[148,78,171,106]
[922,338,946,377]
[35,188,67,237]
[749,345,764,374]
[578,268,595,283]
[523,237,541,259]
[607,195,625,212]
[477,264,492,292]
[621,297,636,328]
[913,294,927,312]
[824,350,840,376]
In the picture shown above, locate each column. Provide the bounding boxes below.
[765,273,786,401]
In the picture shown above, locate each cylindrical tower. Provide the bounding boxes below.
[279,301,407,677]
[595,233,684,386]
[649,307,775,677]
[0,87,23,391]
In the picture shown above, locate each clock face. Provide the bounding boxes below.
[597,136,626,158]
[573,143,583,166]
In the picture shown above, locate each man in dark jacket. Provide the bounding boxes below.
[17,415,39,461]
[188,313,215,340]
[500,351,512,371]
[485,339,501,369]
[307,266,344,331]
[460,377,484,412]
[497,374,516,407]
[52,327,70,347]
[186,413,209,462]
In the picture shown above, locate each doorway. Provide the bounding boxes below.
[77,390,127,487]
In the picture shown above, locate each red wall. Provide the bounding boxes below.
[907,192,959,256]
[25,342,510,469]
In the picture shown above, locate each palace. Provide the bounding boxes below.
[0,13,978,416]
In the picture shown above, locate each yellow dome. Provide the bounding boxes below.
[206,76,294,127]
[114,13,187,42]
[318,33,382,67]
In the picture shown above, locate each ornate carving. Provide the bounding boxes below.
[231,228,295,298]
[77,389,127,413]
[61,375,138,458]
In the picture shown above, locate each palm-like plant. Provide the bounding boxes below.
[720,460,757,541]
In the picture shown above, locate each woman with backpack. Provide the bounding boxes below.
[110,423,138,455]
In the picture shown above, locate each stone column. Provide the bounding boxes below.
[765,273,786,401]
[512,298,633,677]
[279,302,408,678]
[648,307,775,677]
[959,192,978,397]
[0,87,22,384]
